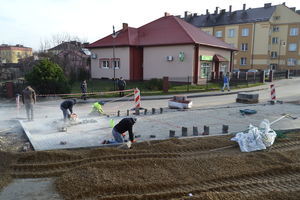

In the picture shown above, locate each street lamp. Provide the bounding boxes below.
[112,25,117,90]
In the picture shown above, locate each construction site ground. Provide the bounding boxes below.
[1,78,300,200]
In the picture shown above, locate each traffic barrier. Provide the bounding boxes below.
[270,84,276,103]
[134,88,141,108]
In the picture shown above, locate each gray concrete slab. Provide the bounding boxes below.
[20,101,300,151]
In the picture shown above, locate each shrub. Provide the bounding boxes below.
[145,78,163,90]
[25,59,71,94]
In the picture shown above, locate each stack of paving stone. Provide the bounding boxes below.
[236,93,259,104]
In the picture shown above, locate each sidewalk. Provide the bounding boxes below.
[82,82,270,103]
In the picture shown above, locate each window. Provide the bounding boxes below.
[271,51,277,58]
[200,63,211,78]
[287,58,297,66]
[240,57,247,65]
[111,58,120,69]
[215,31,222,38]
[273,16,280,20]
[288,43,297,51]
[220,63,228,73]
[100,59,110,69]
[272,37,278,44]
[228,29,235,38]
[272,26,279,32]
[241,43,248,51]
[241,28,249,36]
[205,31,211,35]
[290,27,299,36]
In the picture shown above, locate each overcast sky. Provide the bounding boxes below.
[0,0,299,51]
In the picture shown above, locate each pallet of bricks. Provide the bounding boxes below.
[236,93,259,104]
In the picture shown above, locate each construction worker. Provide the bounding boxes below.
[103,117,137,144]
[21,86,36,121]
[90,101,104,115]
[60,99,76,122]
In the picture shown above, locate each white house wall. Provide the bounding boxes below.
[143,45,194,80]
[90,47,130,80]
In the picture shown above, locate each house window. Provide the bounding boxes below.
[200,62,211,78]
[290,28,299,36]
[240,57,247,65]
[287,58,297,66]
[241,43,248,51]
[111,58,120,69]
[241,28,249,36]
[205,31,211,35]
[271,51,277,58]
[273,16,280,20]
[272,37,278,44]
[100,59,110,69]
[220,63,228,73]
[272,26,279,32]
[215,31,222,38]
[228,29,235,38]
[288,43,297,51]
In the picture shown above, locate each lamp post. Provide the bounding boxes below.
[112,25,117,90]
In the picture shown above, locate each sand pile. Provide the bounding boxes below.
[4,132,300,199]
[0,151,16,190]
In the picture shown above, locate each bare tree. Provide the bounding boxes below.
[39,33,88,52]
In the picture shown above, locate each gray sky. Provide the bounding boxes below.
[0,0,299,51]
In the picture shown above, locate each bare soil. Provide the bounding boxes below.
[1,131,300,200]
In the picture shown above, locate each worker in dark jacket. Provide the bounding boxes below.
[112,117,137,143]
[60,99,76,122]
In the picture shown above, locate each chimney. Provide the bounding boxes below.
[215,7,219,14]
[229,5,232,13]
[264,3,272,8]
[193,13,197,17]
[164,12,170,17]
[243,4,246,10]
[206,9,209,15]
[184,11,188,19]
[282,2,286,6]
[122,23,128,30]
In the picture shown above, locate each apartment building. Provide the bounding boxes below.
[184,3,300,71]
[0,44,32,63]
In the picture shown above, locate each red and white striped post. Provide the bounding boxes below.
[134,88,141,108]
[270,84,276,103]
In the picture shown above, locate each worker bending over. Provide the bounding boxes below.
[60,99,76,122]
[110,117,137,143]
[90,101,104,115]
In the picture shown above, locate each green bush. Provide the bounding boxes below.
[145,78,163,90]
[25,59,71,94]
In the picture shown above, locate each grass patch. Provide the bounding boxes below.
[69,80,264,98]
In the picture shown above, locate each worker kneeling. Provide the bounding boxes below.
[90,101,105,115]
[103,117,137,145]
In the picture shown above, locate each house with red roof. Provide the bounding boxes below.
[88,13,236,84]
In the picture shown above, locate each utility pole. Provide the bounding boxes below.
[112,25,117,90]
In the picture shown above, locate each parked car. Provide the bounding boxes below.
[247,69,259,73]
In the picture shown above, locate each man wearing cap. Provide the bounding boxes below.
[111,117,137,143]
[60,99,76,122]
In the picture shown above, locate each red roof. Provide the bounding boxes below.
[88,16,236,50]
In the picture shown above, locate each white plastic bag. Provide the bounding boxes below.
[231,120,277,152]
[259,119,277,147]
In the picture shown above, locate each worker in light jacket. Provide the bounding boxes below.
[22,86,36,121]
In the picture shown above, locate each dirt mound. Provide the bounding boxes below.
[5,132,300,199]
[0,151,16,190]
